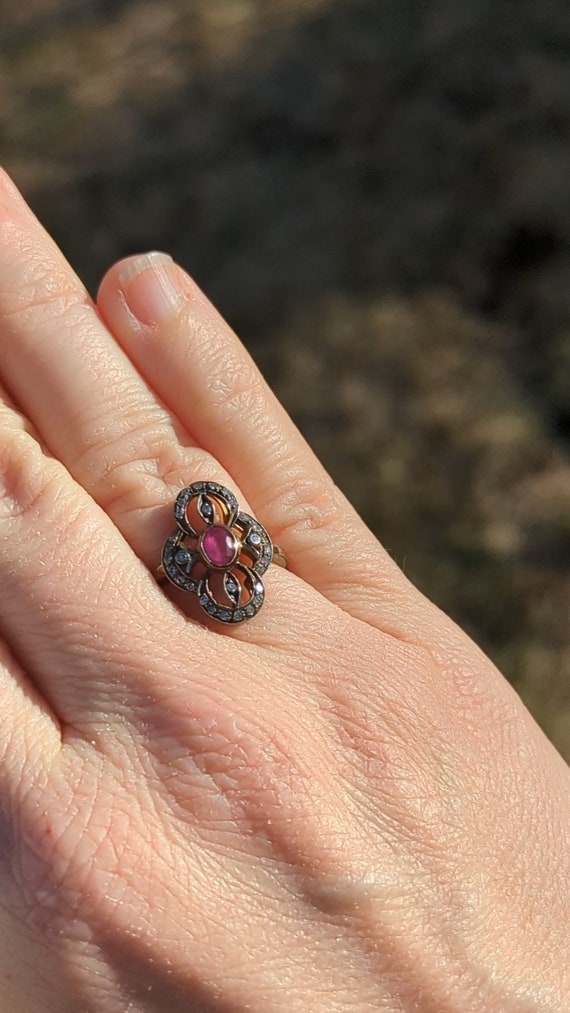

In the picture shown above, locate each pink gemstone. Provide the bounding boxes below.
[201,526,238,568]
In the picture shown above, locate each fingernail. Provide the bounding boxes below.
[118,251,184,326]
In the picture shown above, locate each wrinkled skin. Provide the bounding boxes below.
[0,169,568,1012]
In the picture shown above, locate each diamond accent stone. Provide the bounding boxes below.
[198,496,214,523]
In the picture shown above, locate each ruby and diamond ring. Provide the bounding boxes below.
[158,482,287,624]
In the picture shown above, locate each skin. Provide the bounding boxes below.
[0,167,567,1012]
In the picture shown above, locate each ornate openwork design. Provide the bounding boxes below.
[161,482,274,624]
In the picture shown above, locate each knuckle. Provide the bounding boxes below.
[82,422,215,520]
[267,470,345,542]
[74,414,172,492]
[0,426,60,523]
[0,423,90,565]
[201,340,346,539]
[0,226,85,327]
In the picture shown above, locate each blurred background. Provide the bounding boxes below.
[0,0,569,757]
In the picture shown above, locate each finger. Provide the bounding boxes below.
[0,170,257,603]
[98,253,433,633]
[0,388,200,727]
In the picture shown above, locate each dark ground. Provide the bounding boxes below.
[0,0,569,758]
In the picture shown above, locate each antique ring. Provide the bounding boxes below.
[156,482,287,624]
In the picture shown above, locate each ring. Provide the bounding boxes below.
[156,482,287,624]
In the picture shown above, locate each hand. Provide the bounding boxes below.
[0,168,567,1012]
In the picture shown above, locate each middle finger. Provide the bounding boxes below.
[0,172,246,584]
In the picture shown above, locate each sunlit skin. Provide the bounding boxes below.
[0,168,568,1011]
